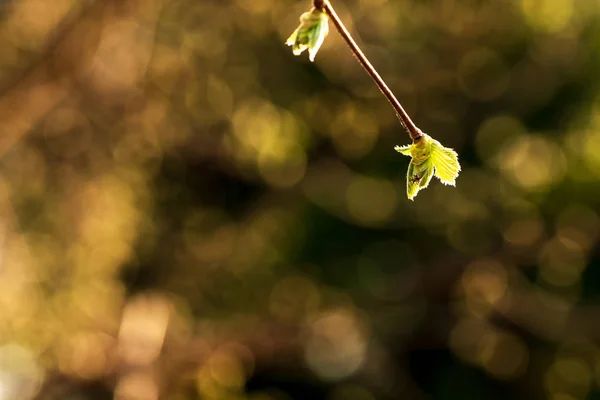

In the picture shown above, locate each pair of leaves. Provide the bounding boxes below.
[395,134,461,200]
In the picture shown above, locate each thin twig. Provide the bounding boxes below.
[314,0,423,142]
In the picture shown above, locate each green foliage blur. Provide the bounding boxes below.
[0,0,599,399]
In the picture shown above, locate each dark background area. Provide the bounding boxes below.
[0,0,599,399]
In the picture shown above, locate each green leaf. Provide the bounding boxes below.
[394,144,412,156]
[430,140,460,186]
[396,134,461,200]
[406,157,435,200]
[286,8,329,62]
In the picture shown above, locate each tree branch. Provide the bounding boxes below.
[314,0,423,142]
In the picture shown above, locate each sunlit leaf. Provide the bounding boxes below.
[396,134,461,200]
[394,144,412,156]
[431,141,461,186]
[286,8,329,62]
[406,157,435,200]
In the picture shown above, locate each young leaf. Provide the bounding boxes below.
[430,140,460,186]
[396,134,460,200]
[286,8,329,62]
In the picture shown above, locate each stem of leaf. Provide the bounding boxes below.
[314,0,423,142]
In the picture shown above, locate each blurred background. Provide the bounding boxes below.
[0,0,599,399]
